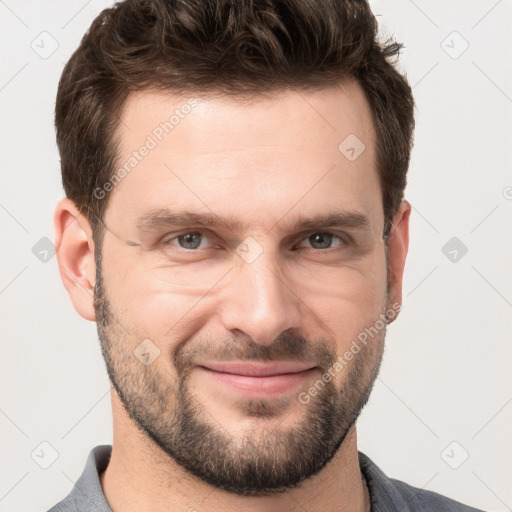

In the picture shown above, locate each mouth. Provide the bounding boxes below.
[196,361,318,397]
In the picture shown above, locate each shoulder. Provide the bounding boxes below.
[358,452,485,512]
[387,477,485,511]
[45,445,112,512]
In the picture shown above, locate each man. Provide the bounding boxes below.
[48,0,483,510]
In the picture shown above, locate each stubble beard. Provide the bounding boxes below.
[94,258,387,496]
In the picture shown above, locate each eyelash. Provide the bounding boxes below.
[160,230,352,253]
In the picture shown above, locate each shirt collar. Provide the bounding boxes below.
[56,445,409,511]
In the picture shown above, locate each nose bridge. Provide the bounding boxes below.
[219,243,302,345]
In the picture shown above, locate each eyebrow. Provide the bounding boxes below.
[135,208,371,235]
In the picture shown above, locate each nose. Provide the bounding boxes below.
[218,250,303,346]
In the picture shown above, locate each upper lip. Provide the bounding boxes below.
[199,361,317,377]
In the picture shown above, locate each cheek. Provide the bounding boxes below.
[300,276,385,345]
[304,275,387,390]
[107,259,216,346]
[290,249,388,334]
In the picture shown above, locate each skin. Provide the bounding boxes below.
[55,79,410,512]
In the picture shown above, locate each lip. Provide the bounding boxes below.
[199,361,317,377]
[196,361,318,397]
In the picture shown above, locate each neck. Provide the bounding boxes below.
[100,392,370,512]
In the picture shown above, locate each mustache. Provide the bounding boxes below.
[173,331,337,376]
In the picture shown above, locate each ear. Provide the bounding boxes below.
[54,198,96,321]
[386,200,411,323]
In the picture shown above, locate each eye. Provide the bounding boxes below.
[296,231,347,250]
[163,231,210,250]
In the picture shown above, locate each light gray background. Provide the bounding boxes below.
[1,1,511,511]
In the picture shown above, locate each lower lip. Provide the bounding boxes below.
[197,367,317,397]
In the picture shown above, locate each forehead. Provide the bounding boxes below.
[106,81,382,234]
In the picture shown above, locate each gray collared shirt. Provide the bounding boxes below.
[47,445,485,511]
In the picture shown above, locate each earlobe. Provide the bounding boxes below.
[386,200,411,323]
[54,198,97,322]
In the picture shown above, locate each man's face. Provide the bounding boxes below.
[94,81,396,496]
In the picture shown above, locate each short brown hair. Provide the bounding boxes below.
[55,0,414,237]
